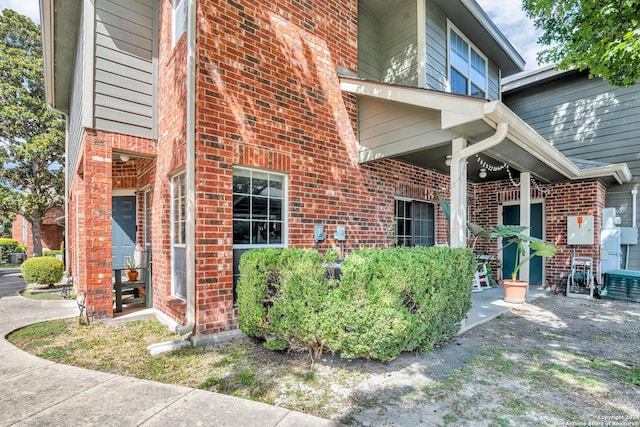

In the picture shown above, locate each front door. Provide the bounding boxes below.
[112,196,137,269]
[502,203,543,285]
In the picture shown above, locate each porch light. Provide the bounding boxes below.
[479,168,487,179]
[445,155,452,167]
[120,154,130,163]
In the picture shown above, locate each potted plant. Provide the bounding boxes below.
[125,256,139,282]
[491,225,557,303]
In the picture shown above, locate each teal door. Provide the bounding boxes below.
[112,196,137,269]
[502,204,543,285]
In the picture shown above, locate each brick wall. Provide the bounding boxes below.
[11,208,64,257]
[471,178,605,286]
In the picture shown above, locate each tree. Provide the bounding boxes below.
[523,0,640,87]
[0,9,65,256]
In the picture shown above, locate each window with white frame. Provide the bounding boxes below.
[395,199,435,247]
[232,167,286,302]
[172,0,187,46]
[171,173,186,299]
[449,24,487,98]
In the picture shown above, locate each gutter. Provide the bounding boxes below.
[176,0,197,336]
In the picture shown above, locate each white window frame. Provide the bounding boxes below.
[171,172,186,299]
[447,21,488,98]
[172,0,187,46]
[394,197,436,247]
[143,188,152,249]
[232,166,288,250]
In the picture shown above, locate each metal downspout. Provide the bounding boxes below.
[176,0,197,336]
[449,122,509,247]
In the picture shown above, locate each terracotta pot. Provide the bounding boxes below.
[126,270,138,282]
[503,279,528,303]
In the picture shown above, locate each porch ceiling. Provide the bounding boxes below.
[341,77,632,186]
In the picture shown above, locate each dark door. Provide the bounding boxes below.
[502,203,543,285]
[112,196,137,269]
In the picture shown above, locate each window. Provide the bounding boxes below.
[172,0,187,46]
[171,173,186,299]
[395,199,435,247]
[232,168,285,246]
[448,25,487,98]
[232,167,286,302]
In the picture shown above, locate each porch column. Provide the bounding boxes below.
[519,171,531,282]
[449,137,467,248]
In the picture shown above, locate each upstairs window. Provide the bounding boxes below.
[449,25,487,98]
[172,0,187,46]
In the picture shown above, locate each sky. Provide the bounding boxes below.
[0,0,546,72]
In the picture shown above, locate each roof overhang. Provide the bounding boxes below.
[341,77,632,186]
[40,0,82,114]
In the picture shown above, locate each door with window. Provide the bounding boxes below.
[502,203,543,284]
[395,199,435,247]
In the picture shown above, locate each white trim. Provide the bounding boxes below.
[416,0,426,89]
[82,0,95,129]
[113,189,136,197]
[231,166,288,249]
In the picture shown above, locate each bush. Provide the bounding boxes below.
[43,250,63,257]
[0,238,24,264]
[21,257,64,286]
[237,246,475,361]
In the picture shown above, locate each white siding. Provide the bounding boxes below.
[93,0,155,139]
[379,2,418,86]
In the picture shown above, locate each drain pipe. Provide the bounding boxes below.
[449,123,509,247]
[176,0,197,336]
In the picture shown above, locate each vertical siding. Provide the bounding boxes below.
[505,72,640,270]
[67,9,86,192]
[93,0,154,139]
[424,0,447,92]
[379,2,418,86]
[358,5,381,81]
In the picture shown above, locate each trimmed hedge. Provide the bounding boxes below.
[43,250,63,257]
[21,257,64,285]
[237,246,475,360]
[0,238,26,264]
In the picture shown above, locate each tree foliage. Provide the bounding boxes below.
[0,9,65,256]
[523,0,640,87]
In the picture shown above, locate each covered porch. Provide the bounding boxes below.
[341,76,632,283]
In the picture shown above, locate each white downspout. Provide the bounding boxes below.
[176,0,197,336]
[450,122,509,247]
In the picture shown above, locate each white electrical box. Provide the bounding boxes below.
[620,227,638,245]
[567,215,594,245]
[602,208,617,229]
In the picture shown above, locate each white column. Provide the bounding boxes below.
[449,137,467,248]
[519,172,531,282]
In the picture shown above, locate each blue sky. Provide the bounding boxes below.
[0,0,546,73]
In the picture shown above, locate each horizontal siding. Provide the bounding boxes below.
[379,1,418,87]
[67,8,86,191]
[93,0,154,138]
[488,61,499,101]
[425,0,447,91]
[504,74,640,177]
[358,5,381,81]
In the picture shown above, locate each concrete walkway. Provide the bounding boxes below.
[0,269,544,426]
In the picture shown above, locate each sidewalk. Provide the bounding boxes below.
[0,269,543,426]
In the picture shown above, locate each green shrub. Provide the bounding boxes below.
[0,238,23,264]
[43,250,63,257]
[21,257,64,285]
[237,246,475,361]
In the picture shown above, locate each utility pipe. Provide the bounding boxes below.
[176,0,197,336]
[449,122,509,247]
